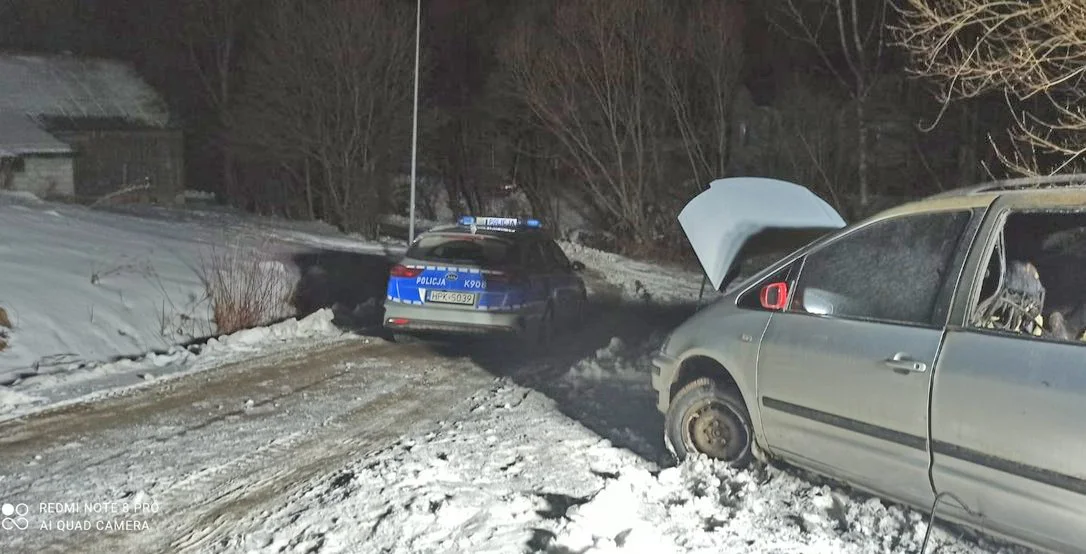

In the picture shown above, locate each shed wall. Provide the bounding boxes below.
[5,155,75,196]
[53,128,184,202]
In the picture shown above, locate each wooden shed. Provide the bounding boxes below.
[0,54,183,203]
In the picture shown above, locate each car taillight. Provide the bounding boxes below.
[390,264,422,278]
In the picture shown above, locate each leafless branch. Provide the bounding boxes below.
[229,0,415,233]
[499,0,744,249]
[895,0,1086,174]
[772,0,894,206]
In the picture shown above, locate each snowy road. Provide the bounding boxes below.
[0,337,499,553]
[0,269,1023,553]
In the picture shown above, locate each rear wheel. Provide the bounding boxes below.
[568,290,588,328]
[536,305,554,348]
[391,332,422,345]
[665,378,754,467]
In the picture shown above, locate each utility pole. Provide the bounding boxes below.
[408,0,422,244]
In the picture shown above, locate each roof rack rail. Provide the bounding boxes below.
[927,173,1086,199]
[971,173,1086,193]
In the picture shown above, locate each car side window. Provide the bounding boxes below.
[543,240,571,271]
[791,210,972,327]
[969,210,1086,344]
[525,240,549,272]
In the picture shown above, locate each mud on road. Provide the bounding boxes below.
[0,338,497,553]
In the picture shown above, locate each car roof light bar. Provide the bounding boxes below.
[457,216,542,229]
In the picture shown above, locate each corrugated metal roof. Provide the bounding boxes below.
[0,54,170,128]
[0,111,71,155]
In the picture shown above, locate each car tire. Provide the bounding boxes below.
[665,378,754,468]
[537,304,554,348]
[391,332,421,345]
[569,290,588,328]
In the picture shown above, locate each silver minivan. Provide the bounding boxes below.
[652,175,1086,553]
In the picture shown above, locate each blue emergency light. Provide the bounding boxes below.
[458,216,542,229]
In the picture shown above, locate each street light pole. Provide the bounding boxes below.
[408,0,422,244]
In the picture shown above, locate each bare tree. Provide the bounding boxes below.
[180,0,252,199]
[771,84,851,213]
[895,0,1086,175]
[773,0,893,207]
[423,0,497,218]
[501,0,669,247]
[500,0,745,252]
[654,2,745,190]
[230,0,416,235]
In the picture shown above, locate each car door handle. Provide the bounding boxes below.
[884,353,928,374]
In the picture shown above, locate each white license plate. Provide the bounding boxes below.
[427,290,476,305]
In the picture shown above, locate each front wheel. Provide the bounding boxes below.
[665,378,754,468]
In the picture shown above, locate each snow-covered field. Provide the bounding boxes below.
[1,191,223,373]
[0,192,401,418]
[560,241,708,305]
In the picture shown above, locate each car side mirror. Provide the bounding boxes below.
[759,282,789,311]
[570,261,586,272]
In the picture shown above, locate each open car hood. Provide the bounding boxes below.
[678,177,847,291]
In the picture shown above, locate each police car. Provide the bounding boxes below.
[384,216,588,345]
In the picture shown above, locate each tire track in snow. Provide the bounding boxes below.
[0,338,495,554]
[167,365,489,553]
[0,348,362,506]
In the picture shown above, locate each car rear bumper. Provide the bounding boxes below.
[651,352,679,413]
[383,302,525,335]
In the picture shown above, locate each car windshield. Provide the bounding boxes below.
[406,233,517,267]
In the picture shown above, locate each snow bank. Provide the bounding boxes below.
[202,307,336,349]
[559,241,709,305]
[564,334,666,384]
[550,456,946,553]
[0,193,217,376]
[0,308,344,420]
[180,189,217,203]
[0,191,395,417]
[0,194,390,378]
[0,387,43,414]
[381,213,444,232]
[219,379,1014,554]
[264,227,405,255]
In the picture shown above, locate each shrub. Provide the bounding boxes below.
[0,305,10,352]
[196,244,297,335]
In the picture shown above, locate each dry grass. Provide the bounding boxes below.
[0,305,10,352]
[196,244,297,335]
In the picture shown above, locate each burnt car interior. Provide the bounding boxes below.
[972,211,1086,342]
